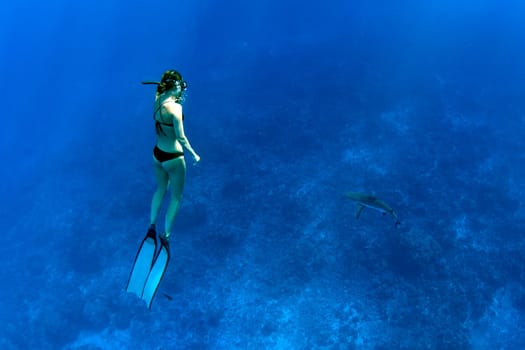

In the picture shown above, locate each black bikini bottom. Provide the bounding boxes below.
[153,146,184,163]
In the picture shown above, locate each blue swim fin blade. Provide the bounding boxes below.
[142,236,170,308]
[126,228,157,300]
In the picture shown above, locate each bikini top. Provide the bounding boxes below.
[153,101,184,136]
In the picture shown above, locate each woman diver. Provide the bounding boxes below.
[127,69,200,308]
[146,69,200,240]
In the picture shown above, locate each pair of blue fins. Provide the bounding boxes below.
[126,226,170,308]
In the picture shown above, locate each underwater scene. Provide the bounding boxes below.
[1,0,524,349]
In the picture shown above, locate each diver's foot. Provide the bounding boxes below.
[159,233,170,251]
[147,224,156,237]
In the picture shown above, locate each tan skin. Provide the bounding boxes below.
[150,85,200,240]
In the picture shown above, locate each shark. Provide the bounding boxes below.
[345,191,401,227]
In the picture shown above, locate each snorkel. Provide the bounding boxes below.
[142,81,161,86]
[142,70,188,102]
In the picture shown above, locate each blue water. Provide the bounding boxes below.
[1,0,524,349]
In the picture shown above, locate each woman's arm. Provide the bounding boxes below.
[165,102,200,163]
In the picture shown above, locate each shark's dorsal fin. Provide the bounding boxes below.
[356,204,365,219]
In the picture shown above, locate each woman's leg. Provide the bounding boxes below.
[150,158,169,226]
[162,157,186,239]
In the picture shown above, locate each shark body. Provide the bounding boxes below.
[345,191,400,227]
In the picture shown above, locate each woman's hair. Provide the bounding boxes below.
[157,70,187,95]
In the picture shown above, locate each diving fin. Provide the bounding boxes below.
[126,228,170,308]
[142,236,170,308]
[126,227,157,298]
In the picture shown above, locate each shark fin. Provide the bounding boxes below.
[356,204,365,219]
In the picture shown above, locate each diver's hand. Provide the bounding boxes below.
[193,154,201,165]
